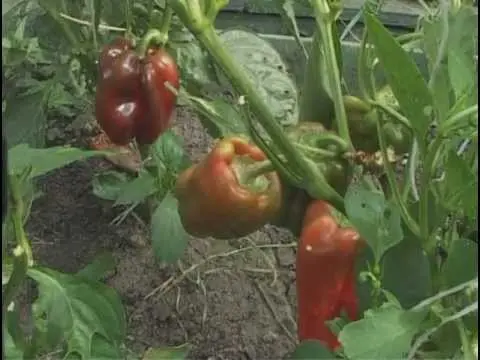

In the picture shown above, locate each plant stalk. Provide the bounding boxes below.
[310,0,353,148]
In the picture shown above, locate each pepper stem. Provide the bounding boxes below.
[139,29,167,56]
[233,159,275,193]
[242,160,276,182]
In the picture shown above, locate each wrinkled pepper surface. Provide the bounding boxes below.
[175,137,282,239]
[95,37,180,145]
[296,200,364,350]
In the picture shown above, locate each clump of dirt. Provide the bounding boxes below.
[26,107,299,359]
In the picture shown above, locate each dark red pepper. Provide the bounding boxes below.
[296,200,364,350]
[95,38,180,146]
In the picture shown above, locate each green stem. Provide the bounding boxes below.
[158,5,174,42]
[311,0,353,148]
[369,100,412,130]
[195,28,301,167]
[314,133,350,152]
[376,112,421,238]
[456,319,475,360]
[357,31,372,100]
[293,142,343,159]
[440,104,478,134]
[205,0,229,21]
[139,29,168,56]
[241,160,276,182]
[395,32,423,44]
[2,176,33,353]
[420,136,444,251]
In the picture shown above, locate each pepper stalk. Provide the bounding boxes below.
[168,0,345,209]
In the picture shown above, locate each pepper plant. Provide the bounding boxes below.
[3,0,478,358]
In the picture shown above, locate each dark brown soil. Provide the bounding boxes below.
[26,108,299,360]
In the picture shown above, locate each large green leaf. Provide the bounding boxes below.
[289,340,334,359]
[172,41,220,96]
[382,236,432,309]
[443,239,478,289]
[8,144,105,178]
[364,11,434,151]
[76,253,117,282]
[27,267,126,358]
[421,13,453,123]
[218,29,299,126]
[151,192,189,264]
[152,130,191,175]
[113,171,157,206]
[91,171,131,202]
[4,327,23,360]
[4,88,48,148]
[446,6,478,102]
[436,150,477,221]
[339,302,427,359]
[344,176,404,263]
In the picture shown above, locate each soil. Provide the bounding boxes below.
[25,107,300,360]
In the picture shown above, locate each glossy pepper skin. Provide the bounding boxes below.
[95,38,180,146]
[175,137,282,239]
[296,200,364,350]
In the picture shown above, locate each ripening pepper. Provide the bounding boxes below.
[296,200,364,350]
[175,137,282,239]
[95,37,180,146]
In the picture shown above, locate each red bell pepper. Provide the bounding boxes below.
[95,38,180,146]
[175,137,282,239]
[296,200,364,350]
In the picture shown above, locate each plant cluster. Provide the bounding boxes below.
[2,0,477,359]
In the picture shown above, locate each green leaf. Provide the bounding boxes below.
[345,177,404,263]
[76,253,117,282]
[142,344,190,360]
[382,236,432,309]
[364,11,433,150]
[8,144,105,178]
[151,192,189,264]
[172,41,220,95]
[152,130,190,174]
[92,171,130,201]
[4,87,48,148]
[339,302,427,359]
[437,150,477,220]
[218,29,298,126]
[443,239,478,288]
[4,326,23,360]
[421,13,453,123]
[188,96,250,139]
[447,6,478,102]
[113,171,157,206]
[27,267,126,358]
[298,32,334,127]
[289,340,334,359]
